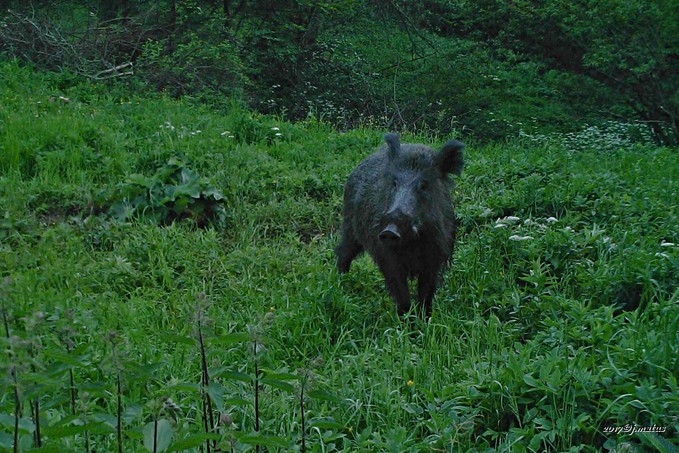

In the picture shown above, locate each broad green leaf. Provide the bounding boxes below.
[0,431,13,450]
[203,187,225,201]
[45,414,79,427]
[176,170,201,198]
[126,174,153,188]
[261,378,295,393]
[238,433,289,448]
[127,362,165,380]
[123,403,144,425]
[403,403,423,415]
[637,432,677,453]
[179,167,198,184]
[91,413,118,431]
[165,157,185,169]
[206,382,226,412]
[308,389,341,402]
[309,417,344,430]
[42,349,87,367]
[160,333,195,346]
[168,433,222,452]
[523,374,541,388]
[42,421,104,438]
[109,201,134,221]
[143,419,173,453]
[0,414,34,433]
[88,422,117,435]
[213,370,253,383]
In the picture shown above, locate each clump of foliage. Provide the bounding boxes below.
[97,157,226,227]
[413,0,679,144]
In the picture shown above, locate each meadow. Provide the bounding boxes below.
[1,63,677,452]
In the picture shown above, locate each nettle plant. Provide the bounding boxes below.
[98,157,226,227]
[0,289,340,452]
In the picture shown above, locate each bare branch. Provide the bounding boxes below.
[0,8,165,78]
[88,62,134,80]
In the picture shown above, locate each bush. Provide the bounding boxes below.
[96,157,227,227]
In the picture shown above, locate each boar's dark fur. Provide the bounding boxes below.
[336,133,464,318]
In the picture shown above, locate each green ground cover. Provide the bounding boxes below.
[1,63,677,452]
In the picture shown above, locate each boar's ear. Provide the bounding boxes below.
[385,133,401,159]
[435,140,464,176]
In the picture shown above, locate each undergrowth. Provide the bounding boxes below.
[0,62,677,452]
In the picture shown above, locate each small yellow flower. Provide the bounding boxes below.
[407,379,414,387]
[348,426,353,433]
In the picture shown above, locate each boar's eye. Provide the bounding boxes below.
[418,180,429,191]
[392,177,398,188]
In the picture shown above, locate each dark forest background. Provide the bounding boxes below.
[1,0,677,144]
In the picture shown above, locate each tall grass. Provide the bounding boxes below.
[0,62,677,452]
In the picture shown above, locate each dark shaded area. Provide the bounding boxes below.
[1,0,676,143]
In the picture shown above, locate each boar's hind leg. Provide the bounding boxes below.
[336,234,363,274]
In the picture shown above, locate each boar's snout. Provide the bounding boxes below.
[379,206,417,244]
[379,207,416,244]
[378,223,402,244]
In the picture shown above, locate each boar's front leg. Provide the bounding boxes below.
[336,231,363,274]
[377,258,411,316]
[417,272,438,320]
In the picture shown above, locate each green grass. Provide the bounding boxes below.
[1,62,677,452]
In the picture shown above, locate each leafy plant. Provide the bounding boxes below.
[98,157,226,227]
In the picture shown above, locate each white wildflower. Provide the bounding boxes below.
[494,223,508,229]
[660,241,675,247]
[271,127,280,131]
[160,121,175,131]
[497,216,520,224]
[220,131,231,136]
[546,217,558,223]
[275,133,283,137]
[509,235,533,241]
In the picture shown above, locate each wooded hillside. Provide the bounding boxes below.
[2,0,677,144]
